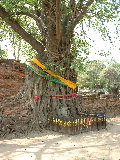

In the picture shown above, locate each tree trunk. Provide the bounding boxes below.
[16,65,82,130]
[15,37,82,129]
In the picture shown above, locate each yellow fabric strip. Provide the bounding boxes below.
[31,58,76,90]
[25,62,67,86]
[27,62,44,74]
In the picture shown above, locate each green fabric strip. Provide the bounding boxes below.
[25,63,67,87]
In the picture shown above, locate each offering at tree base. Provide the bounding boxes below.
[47,112,106,135]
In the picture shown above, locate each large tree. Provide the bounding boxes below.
[0,0,119,127]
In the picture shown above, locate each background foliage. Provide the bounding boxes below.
[77,59,120,90]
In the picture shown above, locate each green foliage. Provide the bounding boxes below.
[0,0,41,60]
[77,59,120,89]
[83,0,120,48]
[100,62,120,85]
[70,35,90,71]
[0,0,119,65]
[0,20,37,60]
[47,81,53,87]
[55,66,65,72]
[77,60,106,88]
[0,48,8,58]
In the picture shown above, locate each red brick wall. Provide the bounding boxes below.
[0,59,25,101]
[0,59,33,137]
[81,98,120,117]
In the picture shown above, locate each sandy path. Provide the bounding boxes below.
[0,117,120,160]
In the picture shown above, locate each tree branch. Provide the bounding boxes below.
[0,5,45,53]
[56,0,62,42]
[16,11,47,30]
[66,0,95,38]
[70,0,76,11]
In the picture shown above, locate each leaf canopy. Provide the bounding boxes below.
[0,0,119,64]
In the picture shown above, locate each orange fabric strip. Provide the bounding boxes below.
[31,58,76,90]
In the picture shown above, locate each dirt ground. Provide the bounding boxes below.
[0,116,120,160]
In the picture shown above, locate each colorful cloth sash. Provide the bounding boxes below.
[25,62,67,86]
[31,58,76,90]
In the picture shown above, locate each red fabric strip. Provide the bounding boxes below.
[32,95,41,101]
[42,93,77,97]
[32,93,77,101]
